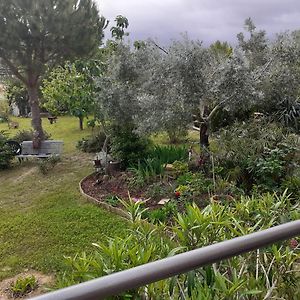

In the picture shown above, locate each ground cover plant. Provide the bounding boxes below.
[9,275,38,297]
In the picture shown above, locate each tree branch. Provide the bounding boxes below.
[0,52,27,84]
[150,40,169,55]
[207,100,226,121]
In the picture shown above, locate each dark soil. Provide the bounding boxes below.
[81,172,179,210]
[80,172,234,218]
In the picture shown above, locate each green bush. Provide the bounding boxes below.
[111,124,152,168]
[77,130,107,153]
[0,131,15,170]
[13,129,51,143]
[282,175,300,199]
[38,155,61,175]
[214,121,300,192]
[0,100,10,123]
[58,192,300,299]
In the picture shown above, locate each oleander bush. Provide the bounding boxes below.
[57,192,300,299]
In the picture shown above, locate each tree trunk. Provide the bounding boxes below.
[27,84,44,143]
[200,122,209,149]
[199,105,210,150]
[79,116,84,130]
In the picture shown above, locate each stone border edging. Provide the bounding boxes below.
[79,174,131,220]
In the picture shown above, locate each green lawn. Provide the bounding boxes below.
[0,116,130,281]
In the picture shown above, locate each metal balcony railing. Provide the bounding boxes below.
[31,220,300,300]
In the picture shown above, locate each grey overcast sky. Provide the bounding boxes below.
[96,0,300,45]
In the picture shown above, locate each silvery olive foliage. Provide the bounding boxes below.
[137,37,210,139]
[262,32,300,129]
[94,44,140,127]
[94,19,300,144]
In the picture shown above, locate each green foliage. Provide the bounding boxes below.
[144,182,172,199]
[5,80,30,116]
[148,145,188,164]
[148,201,178,224]
[176,172,214,203]
[110,15,129,41]
[110,124,152,168]
[129,158,166,184]
[119,194,149,223]
[104,195,119,207]
[128,145,188,185]
[38,156,61,175]
[282,175,300,199]
[172,160,189,176]
[148,208,168,224]
[13,129,51,143]
[0,100,10,122]
[10,275,38,297]
[214,121,300,192]
[210,40,233,58]
[59,192,300,299]
[56,226,177,299]
[0,130,15,170]
[77,130,107,153]
[42,63,97,129]
[0,0,105,136]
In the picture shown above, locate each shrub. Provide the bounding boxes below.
[110,124,152,168]
[0,130,15,170]
[77,130,107,153]
[38,155,61,175]
[0,100,10,123]
[13,129,51,143]
[58,192,300,299]
[214,121,300,192]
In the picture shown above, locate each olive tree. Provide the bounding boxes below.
[0,0,104,142]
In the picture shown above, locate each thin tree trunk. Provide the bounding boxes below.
[27,84,44,143]
[200,122,209,149]
[79,116,84,130]
[199,105,210,150]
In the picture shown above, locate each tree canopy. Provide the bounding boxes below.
[0,0,104,141]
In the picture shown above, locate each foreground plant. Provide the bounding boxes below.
[10,275,38,297]
[58,192,300,299]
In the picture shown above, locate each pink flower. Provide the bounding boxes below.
[132,197,142,203]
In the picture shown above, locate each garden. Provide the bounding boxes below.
[0,1,300,299]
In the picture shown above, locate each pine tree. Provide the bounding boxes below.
[0,0,104,141]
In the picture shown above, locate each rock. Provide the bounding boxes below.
[158,198,171,205]
[165,164,174,171]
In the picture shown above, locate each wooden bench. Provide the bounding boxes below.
[17,140,63,159]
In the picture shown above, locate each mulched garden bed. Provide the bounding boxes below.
[80,171,214,215]
[80,171,175,211]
